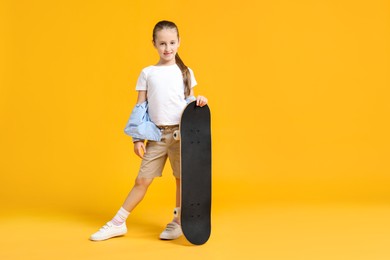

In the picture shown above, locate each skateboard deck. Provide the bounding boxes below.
[179,101,211,245]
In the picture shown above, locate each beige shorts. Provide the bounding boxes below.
[137,125,180,179]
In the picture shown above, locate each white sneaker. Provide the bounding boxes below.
[90,221,127,241]
[159,221,182,240]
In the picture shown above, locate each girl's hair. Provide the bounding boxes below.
[153,20,192,97]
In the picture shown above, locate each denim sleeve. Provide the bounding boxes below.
[185,95,196,104]
[124,101,147,136]
[132,137,144,143]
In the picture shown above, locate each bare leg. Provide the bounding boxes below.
[175,178,181,207]
[175,178,181,224]
[122,177,154,212]
[90,177,153,241]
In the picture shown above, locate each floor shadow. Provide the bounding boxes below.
[169,235,195,246]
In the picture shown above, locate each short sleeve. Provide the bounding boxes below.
[188,68,197,88]
[135,70,147,91]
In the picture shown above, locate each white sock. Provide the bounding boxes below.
[111,207,130,226]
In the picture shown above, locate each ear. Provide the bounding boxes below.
[152,40,156,48]
[177,37,181,47]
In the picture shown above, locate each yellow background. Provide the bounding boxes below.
[1,0,389,259]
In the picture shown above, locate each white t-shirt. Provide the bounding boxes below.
[135,64,197,126]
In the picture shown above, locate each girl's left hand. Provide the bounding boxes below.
[196,95,208,107]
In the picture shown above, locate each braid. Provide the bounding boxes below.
[175,53,192,97]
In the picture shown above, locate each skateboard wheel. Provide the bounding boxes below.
[173,130,180,140]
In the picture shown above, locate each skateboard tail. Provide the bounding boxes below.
[181,215,211,245]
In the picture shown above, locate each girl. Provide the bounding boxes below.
[90,20,208,241]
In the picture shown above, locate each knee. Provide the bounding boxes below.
[135,177,153,189]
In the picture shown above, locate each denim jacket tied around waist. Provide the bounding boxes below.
[124,101,162,142]
[124,96,196,143]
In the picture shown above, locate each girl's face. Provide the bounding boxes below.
[153,28,180,65]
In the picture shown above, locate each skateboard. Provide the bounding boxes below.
[178,101,212,245]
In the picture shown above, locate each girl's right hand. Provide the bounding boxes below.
[134,141,146,159]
